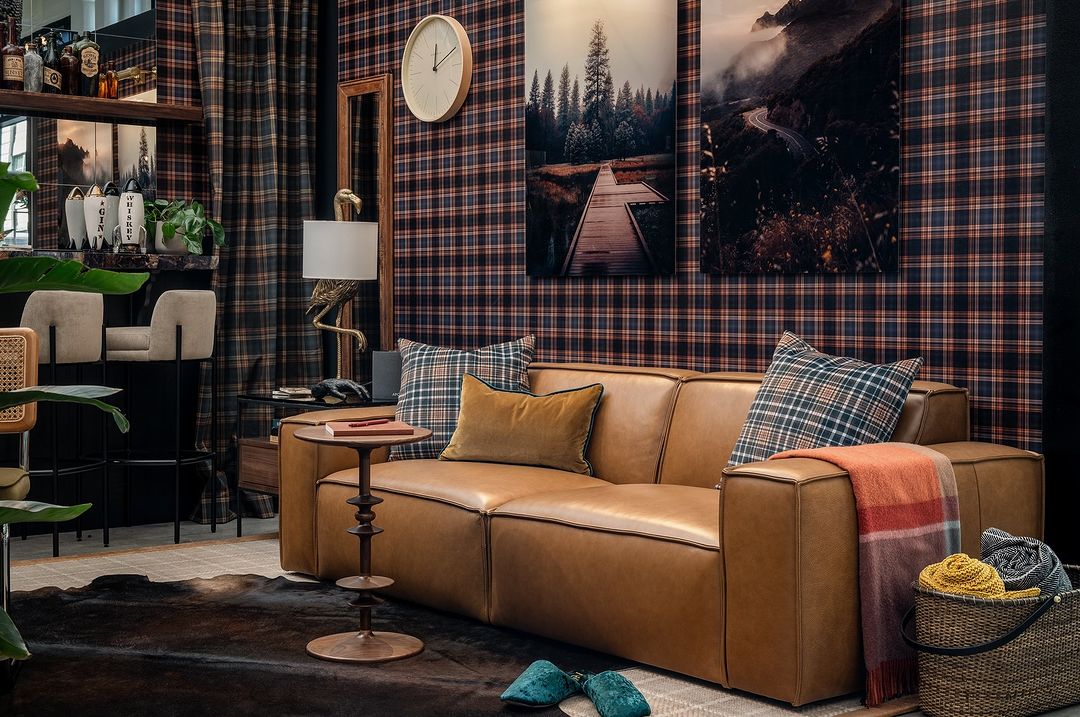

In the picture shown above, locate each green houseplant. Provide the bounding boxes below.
[0,164,147,682]
[144,198,225,255]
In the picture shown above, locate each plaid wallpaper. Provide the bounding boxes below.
[339,0,1045,451]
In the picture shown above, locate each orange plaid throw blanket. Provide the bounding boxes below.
[772,442,960,706]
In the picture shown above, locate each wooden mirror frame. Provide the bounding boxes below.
[337,74,394,378]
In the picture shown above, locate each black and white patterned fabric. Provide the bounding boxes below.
[981,527,1074,596]
[391,336,536,461]
[728,332,923,466]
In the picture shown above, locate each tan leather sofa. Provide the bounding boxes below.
[279,363,1043,706]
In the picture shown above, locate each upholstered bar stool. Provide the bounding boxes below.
[105,290,218,545]
[20,290,107,556]
[0,327,37,611]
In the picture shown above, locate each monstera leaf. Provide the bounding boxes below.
[0,256,148,295]
[0,501,92,660]
[0,500,92,526]
[0,386,128,432]
[0,608,28,661]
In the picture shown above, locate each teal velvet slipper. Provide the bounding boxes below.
[500,660,590,708]
[582,671,651,717]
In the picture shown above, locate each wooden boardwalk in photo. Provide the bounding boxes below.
[561,163,668,276]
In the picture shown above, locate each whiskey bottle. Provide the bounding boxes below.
[59,45,79,95]
[76,31,99,97]
[22,40,41,92]
[105,62,117,99]
[41,33,62,94]
[96,62,106,97]
[1,16,25,91]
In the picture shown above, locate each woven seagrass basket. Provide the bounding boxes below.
[901,565,1080,717]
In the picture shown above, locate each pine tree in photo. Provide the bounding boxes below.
[645,88,654,115]
[582,19,610,128]
[570,76,581,125]
[528,70,541,108]
[557,64,572,136]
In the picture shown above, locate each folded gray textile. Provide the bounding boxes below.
[981,527,1073,596]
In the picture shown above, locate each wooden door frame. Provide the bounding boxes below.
[337,73,394,378]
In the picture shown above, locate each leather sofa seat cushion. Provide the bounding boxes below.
[314,459,601,622]
[489,484,724,683]
[319,459,603,512]
[493,483,720,550]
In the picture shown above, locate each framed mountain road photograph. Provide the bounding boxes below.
[525,0,677,277]
[700,0,901,274]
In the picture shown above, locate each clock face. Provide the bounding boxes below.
[401,15,473,123]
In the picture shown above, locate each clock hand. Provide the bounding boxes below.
[434,45,457,70]
[433,42,438,72]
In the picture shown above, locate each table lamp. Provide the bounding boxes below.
[303,189,379,378]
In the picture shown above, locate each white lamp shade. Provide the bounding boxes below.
[302,220,379,280]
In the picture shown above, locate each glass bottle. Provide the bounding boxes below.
[22,40,41,92]
[41,33,62,94]
[105,62,117,99]
[77,31,100,97]
[59,45,79,95]
[1,16,25,91]
[97,62,107,97]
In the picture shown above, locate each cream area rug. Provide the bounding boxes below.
[559,668,920,717]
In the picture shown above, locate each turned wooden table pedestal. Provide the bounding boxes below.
[293,424,432,664]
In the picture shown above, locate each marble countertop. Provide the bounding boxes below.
[0,249,218,272]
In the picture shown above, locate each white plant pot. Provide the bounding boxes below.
[153,222,190,255]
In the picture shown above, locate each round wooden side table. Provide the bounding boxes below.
[293,424,432,664]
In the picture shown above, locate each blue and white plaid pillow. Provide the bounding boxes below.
[391,336,536,460]
[727,332,923,466]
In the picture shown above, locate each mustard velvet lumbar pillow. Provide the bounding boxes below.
[440,373,604,475]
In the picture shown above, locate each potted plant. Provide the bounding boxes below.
[144,199,225,255]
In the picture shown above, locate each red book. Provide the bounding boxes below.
[325,420,414,437]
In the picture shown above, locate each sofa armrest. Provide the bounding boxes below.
[924,441,1044,555]
[719,458,862,706]
[718,442,1045,706]
[279,406,397,575]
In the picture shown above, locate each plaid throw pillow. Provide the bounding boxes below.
[727,332,923,467]
[391,336,536,460]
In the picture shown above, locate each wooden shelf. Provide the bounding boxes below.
[0,88,202,126]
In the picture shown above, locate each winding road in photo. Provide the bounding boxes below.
[562,163,667,276]
[744,107,817,157]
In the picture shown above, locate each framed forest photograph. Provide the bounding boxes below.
[525,0,677,277]
[700,0,900,274]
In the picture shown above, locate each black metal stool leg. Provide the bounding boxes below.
[75,363,83,542]
[174,325,182,545]
[101,326,110,548]
[49,326,60,558]
[210,355,218,533]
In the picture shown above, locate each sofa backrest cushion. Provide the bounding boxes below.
[528,363,696,484]
[658,372,970,488]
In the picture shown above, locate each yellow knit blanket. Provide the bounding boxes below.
[919,554,1041,599]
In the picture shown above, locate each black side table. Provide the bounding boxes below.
[234,393,396,536]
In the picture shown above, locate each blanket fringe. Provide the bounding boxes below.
[866,657,918,707]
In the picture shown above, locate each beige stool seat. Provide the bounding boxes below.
[106,290,216,362]
[0,468,30,501]
[105,326,152,355]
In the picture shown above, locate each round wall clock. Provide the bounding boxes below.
[401,14,473,123]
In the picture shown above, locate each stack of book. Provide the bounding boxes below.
[272,387,313,401]
[324,419,414,437]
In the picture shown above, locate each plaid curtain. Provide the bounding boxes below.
[190,0,322,522]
